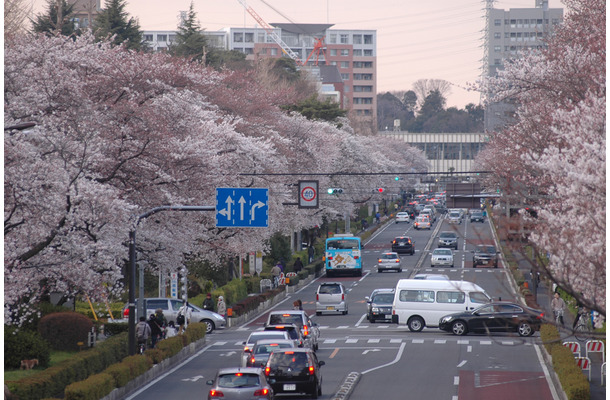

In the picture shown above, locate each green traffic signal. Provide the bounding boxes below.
[394,176,400,181]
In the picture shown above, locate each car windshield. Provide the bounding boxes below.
[255,343,292,354]
[270,352,309,371]
[440,232,457,239]
[433,249,452,256]
[380,253,398,260]
[269,314,302,327]
[218,373,260,388]
[472,211,483,216]
[327,239,359,249]
[319,285,341,294]
[372,293,394,303]
[476,245,495,253]
[248,333,284,344]
[449,212,460,218]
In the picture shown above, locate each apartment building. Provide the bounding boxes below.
[484,0,563,131]
[69,0,101,29]
[143,24,377,127]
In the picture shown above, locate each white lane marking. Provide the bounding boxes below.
[467,345,472,352]
[362,342,407,375]
[457,360,467,367]
[454,376,460,385]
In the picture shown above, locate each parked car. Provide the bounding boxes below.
[315,282,348,315]
[430,248,454,267]
[122,297,225,334]
[365,288,395,323]
[206,367,273,400]
[246,339,296,368]
[438,231,459,250]
[414,216,431,230]
[395,212,410,223]
[391,236,415,255]
[447,211,462,224]
[265,310,319,351]
[377,252,402,273]
[438,302,544,337]
[264,348,325,398]
[470,211,486,223]
[472,245,499,268]
[413,274,450,280]
[241,331,291,367]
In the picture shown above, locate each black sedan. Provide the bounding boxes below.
[472,245,499,268]
[439,302,544,337]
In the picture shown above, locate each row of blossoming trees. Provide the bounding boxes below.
[477,0,605,315]
[4,32,429,324]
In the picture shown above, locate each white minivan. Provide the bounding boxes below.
[391,279,491,332]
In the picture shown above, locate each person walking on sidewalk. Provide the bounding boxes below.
[551,292,566,327]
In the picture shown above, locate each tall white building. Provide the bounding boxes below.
[484,0,563,131]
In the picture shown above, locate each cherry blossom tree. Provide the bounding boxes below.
[5,32,427,324]
[477,0,605,314]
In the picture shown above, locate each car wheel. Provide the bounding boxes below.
[316,312,321,316]
[201,319,215,334]
[318,381,322,396]
[451,320,468,336]
[518,322,534,337]
[370,318,375,324]
[407,316,424,332]
[343,309,348,315]
[311,382,319,399]
[398,268,402,272]
[494,263,498,268]
[378,269,382,273]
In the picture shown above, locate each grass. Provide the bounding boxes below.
[4,350,77,381]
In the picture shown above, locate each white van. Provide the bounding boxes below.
[391,279,491,332]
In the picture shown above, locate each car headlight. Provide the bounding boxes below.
[372,307,379,312]
[441,316,453,323]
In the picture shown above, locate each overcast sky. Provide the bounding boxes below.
[32,0,564,108]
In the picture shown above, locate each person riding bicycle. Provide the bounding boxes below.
[551,292,566,327]
[270,264,281,288]
[572,299,586,330]
[136,316,151,353]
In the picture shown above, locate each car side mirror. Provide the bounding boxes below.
[319,360,326,367]
[206,380,214,385]
[365,297,371,302]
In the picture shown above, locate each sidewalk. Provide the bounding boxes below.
[512,248,606,400]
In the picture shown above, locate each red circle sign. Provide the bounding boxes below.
[301,186,317,202]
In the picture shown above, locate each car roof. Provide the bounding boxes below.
[440,231,457,236]
[269,348,313,354]
[269,309,308,316]
[264,323,299,329]
[253,339,296,346]
[371,288,395,294]
[248,331,288,339]
[217,367,264,374]
[381,252,399,256]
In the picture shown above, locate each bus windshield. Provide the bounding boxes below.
[326,239,360,250]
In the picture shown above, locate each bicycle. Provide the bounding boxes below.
[553,309,564,327]
[574,311,591,341]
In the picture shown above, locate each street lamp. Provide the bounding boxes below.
[127,205,214,355]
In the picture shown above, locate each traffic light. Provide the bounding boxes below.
[394,176,400,181]
[327,188,344,194]
[377,188,384,193]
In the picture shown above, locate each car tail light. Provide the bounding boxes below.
[308,365,315,375]
[354,256,359,259]
[249,356,256,365]
[378,259,382,263]
[254,388,269,396]
[537,313,544,319]
[264,366,270,376]
[327,255,333,260]
[395,260,400,263]
[303,325,309,336]
[316,294,319,301]
[341,294,345,301]
[209,389,224,397]
[244,346,252,353]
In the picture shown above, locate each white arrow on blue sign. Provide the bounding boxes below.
[215,188,269,227]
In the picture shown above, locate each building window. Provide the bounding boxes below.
[258,32,265,42]
[443,143,460,160]
[353,34,362,44]
[340,34,349,44]
[144,34,153,42]
[353,85,372,92]
[363,34,373,44]
[341,61,349,68]
[234,32,243,42]
[494,45,501,52]
[494,58,501,65]
[341,73,350,80]
[353,97,373,104]
[494,19,501,26]
[353,49,362,56]
[270,48,277,55]
[259,48,267,55]
[462,143,480,160]
[168,34,176,42]
[354,73,373,80]
[426,143,441,159]
[494,32,501,39]
[157,34,167,42]
[330,61,337,66]
[363,49,373,56]
[341,49,349,56]
[329,34,337,44]
[504,32,510,38]
[330,49,338,56]
[353,61,373,68]
[244,47,254,54]
[244,32,254,43]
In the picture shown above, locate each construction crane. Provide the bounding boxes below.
[236,0,328,66]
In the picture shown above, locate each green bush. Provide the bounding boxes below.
[102,322,128,337]
[38,312,93,351]
[5,327,51,369]
[103,362,131,387]
[287,275,299,286]
[154,336,184,359]
[64,372,114,400]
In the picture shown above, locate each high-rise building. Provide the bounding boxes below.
[484,0,562,132]
[143,24,377,129]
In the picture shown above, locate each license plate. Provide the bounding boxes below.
[283,384,296,391]
[326,306,335,310]
[481,260,488,264]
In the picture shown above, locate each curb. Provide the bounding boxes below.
[331,372,361,400]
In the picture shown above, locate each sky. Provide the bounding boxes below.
[31,0,564,109]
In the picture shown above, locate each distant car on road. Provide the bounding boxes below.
[207,367,273,400]
[447,211,462,224]
[392,236,415,255]
[414,216,431,230]
[264,348,325,399]
[439,302,544,337]
[377,251,402,273]
[365,288,395,323]
[316,282,348,315]
[470,211,486,223]
[430,248,454,267]
[265,310,320,351]
[246,339,296,368]
[395,212,410,223]
[472,245,499,268]
[438,231,459,250]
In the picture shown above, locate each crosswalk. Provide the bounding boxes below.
[210,337,533,347]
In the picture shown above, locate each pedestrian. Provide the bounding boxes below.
[203,293,215,312]
[308,245,315,264]
[165,321,177,338]
[551,292,565,327]
[375,211,381,224]
[155,308,167,338]
[148,314,162,348]
[136,316,151,352]
[293,299,303,310]
[572,299,585,330]
[217,295,226,318]
[293,257,304,273]
[270,263,281,288]
[177,302,192,334]
[277,259,285,273]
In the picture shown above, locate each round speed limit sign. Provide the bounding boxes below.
[298,180,319,208]
[301,186,316,202]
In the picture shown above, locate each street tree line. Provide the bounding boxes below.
[476,0,605,315]
[4,32,429,324]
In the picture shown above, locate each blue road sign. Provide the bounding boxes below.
[216,188,269,227]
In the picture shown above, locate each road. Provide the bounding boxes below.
[125,214,560,400]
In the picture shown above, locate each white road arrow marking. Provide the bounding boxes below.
[182,375,204,382]
[362,349,380,355]
[220,351,236,357]
[219,196,234,218]
[238,196,246,220]
[251,201,265,221]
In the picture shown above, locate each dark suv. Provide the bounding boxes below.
[365,288,395,323]
[472,245,499,268]
[438,231,459,250]
[391,236,415,255]
[264,348,325,398]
